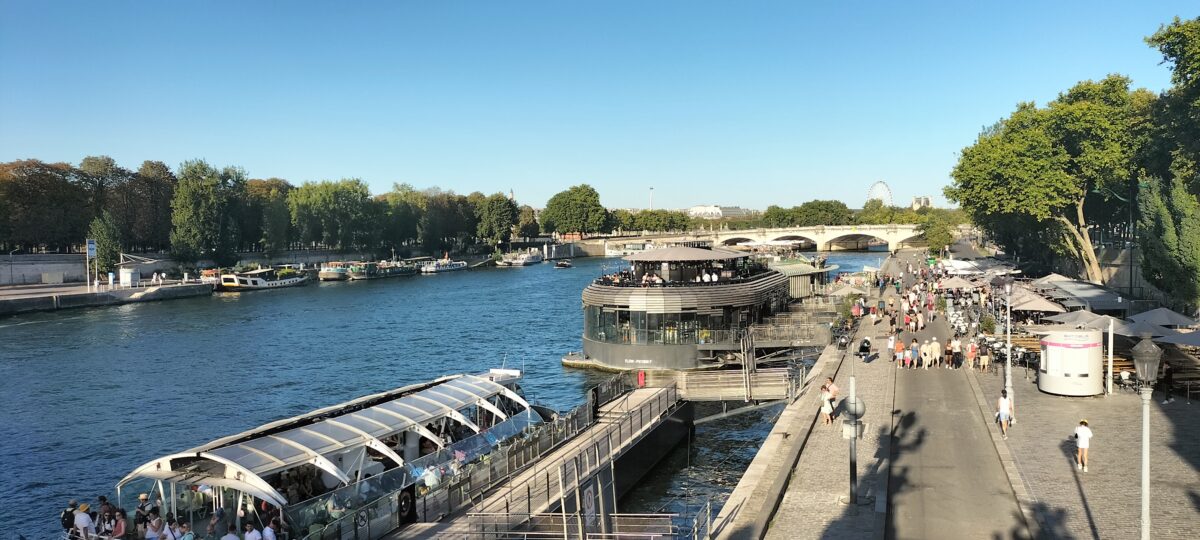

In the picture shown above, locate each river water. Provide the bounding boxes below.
[0,251,882,537]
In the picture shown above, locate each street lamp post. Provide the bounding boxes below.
[649,187,654,211]
[1131,336,1162,540]
[1005,279,1013,403]
[8,248,17,285]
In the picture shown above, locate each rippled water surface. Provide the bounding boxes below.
[0,252,871,537]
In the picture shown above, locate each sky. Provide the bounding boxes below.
[1,1,1194,211]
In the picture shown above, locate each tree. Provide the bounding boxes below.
[947,76,1152,283]
[475,193,519,247]
[88,211,122,274]
[793,200,853,226]
[918,212,955,255]
[762,205,794,227]
[170,160,246,266]
[124,161,176,251]
[79,155,132,224]
[0,160,90,251]
[540,184,607,236]
[287,179,374,251]
[516,205,540,239]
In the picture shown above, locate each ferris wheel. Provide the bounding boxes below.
[866,181,893,207]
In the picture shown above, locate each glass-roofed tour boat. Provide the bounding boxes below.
[112,369,550,539]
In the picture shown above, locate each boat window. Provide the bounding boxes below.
[223,277,236,284]
[238,278,249,285]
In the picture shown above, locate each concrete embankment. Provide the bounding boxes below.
[0,284,213,317]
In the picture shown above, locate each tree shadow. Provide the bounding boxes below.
[1055,438,1100,540]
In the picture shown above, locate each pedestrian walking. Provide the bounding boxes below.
[909,339,919,369]
[1073,419,1093,472]
[894,337,905,368]
[965,341,977,370]
[979,348,991,374]
[996,389,1013,439]
[819,385,834,425]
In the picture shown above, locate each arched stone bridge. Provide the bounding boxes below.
[615,224,925,252]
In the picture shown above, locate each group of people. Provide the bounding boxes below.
[60,493,281,540]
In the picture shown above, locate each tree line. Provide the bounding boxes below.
[946,16,1200,309]
[1,159,960,271]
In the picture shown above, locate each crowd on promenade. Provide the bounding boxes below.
[58,495,282,540]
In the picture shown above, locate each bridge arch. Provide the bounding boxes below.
[720,236,756,246]
[824,233,890,252]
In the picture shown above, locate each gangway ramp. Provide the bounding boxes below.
[389,386,682,539]
[644,367,804,402]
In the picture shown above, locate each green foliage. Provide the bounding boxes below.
[762,200,853,227]
[0,160,90,251]
[87,211,122,274]
[276,267,299,279]
[540,184,607,235]
[516,205,540,239]
[169,159,246,266]
[418,190,477,253]
[610,209,692,232]
[287,179,376,251]
[946,75,1151,283]
[1138,163,1200,307]
[475,193,519,246]
[918,210,957,254]
[980,314,996,334]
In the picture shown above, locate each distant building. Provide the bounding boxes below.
[911,196,932,211]
[686,205,753,220]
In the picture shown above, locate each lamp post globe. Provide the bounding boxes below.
[1130,335,1162,540]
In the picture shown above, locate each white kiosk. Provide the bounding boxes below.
[118,267,140,288]
[1037,330,1103,396]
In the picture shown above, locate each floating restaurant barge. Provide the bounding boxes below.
[573,246,790,370]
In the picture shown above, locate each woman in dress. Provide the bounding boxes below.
[819,385,834,425]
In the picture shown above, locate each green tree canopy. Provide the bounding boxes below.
[475,193,519,246]
[88,210,122,274]
[169,159,247,266]
[516,205,540,239]
[947,75,1152,283]
[540,184,607,235]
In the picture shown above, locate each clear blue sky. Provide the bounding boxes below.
[1,1,1193,210]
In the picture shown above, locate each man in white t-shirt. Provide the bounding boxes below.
[1074,419,1094,472]
[243,522,263,540]
[262,518,280,540]
[74,503,96,539]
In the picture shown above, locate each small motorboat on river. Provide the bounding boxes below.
[112,369,552,539]
[215,267,309,291]
[555,259,574,269]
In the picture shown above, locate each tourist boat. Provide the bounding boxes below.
[215,267,309,291]
[497,249,545,267]
[348,261,418,280]
[111,369,550,539]
[419,257,468,273]
[318,262,352,281]
[555,259,574,269]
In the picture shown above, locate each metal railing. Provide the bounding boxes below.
[480,386,681,533]
[467,512,679,538]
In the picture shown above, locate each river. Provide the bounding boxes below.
[0,251,881,537]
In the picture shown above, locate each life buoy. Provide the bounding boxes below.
[355,510,368,528]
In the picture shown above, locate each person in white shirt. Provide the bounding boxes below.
[1074,419,1094,472]
[244,522,264,540]
[74,503,96,539]
[262,518,281,540]
[996,389,1013,439]
[219,524,240,540]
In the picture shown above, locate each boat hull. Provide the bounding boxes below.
[215,275,310,292]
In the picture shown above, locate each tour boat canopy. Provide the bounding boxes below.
[116,370,529,507]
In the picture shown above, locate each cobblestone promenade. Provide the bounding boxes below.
[977,368,1200,539]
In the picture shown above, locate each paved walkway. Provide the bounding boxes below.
[977,369,1200,539]
[764,300,895,539]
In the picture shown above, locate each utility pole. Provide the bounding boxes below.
[649,187,654,211]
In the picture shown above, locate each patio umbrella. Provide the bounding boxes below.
[936,276,977,290]
[1031,273,1072,287]
[828,286,867,297]
[1154,330,1200,347]
[1080,315,1125,331]
[1128,307,1198,328]
[1118,319,1178,337]
[1043,310,1099,324]
[1010,294,1066,313]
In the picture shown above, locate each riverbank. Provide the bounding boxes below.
[0,282,214,317]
